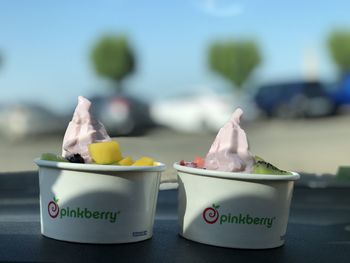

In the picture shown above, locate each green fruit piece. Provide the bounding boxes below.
[254,155,265,162]
[253,157,292,175]
[41,153,68,162]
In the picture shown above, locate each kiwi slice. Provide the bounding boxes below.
[41,153,68,162]
[253,156,292,175]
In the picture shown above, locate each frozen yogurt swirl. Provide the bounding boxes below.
[62,96,111,163]
[204,108,255,172]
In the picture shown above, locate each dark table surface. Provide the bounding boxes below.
[1,172,350,263]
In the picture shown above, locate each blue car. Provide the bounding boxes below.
[329,74,350,108]
[254,80,336,118]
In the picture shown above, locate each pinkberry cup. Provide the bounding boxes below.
[174,162,300,249]
[35,158,166,244]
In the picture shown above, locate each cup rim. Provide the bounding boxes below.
[34,158,166,172]
[173,162,300,181]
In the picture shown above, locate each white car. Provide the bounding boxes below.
[0,103,68,140]
[150,92,258,133]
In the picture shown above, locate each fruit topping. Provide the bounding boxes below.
[41,153,68,162]
[67,154,85,163]
[132,157,154,166]
[253,156,291,175]
[118,156,134,166]
[88,141,122,164]
[193,156,205,168]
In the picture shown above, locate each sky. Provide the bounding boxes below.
[0,0,350,112]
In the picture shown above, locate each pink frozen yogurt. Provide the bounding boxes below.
[204,108,255,172]
[62,96,111,163]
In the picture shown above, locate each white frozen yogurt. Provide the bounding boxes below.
[204,108,255,172]
[62,96,111,163]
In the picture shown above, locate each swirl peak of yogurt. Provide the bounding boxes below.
[62,96,111,163]
[204,108,255,172]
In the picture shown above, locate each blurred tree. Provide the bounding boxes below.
[208,40,261,90]
[328,30,350,76]
[91,35,135,93]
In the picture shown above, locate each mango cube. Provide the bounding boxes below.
[118,156,134,166]
[132,156,154,166]
[88,141,122,164]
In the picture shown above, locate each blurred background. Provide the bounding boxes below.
[1,0,350,180]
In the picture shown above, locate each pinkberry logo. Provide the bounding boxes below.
[48,196,60,218]
[202,204,220,224]
[202,203,276,229]
[47,196,120,223]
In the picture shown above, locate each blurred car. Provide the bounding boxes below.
[328,74,350,112]
[150,91,258,133]
[254,80,336,118]
[0,103,67,140]
[88,95,154,136]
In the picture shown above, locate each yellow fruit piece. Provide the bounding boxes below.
[118,156,134,166]
[132,157,154,166]
[88,141,122,164]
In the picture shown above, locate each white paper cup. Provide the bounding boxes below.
[34,158,166,244]
[174,163,300,249]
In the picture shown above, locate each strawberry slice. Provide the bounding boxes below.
[193,156,205,168]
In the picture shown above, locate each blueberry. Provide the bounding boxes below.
[66,154,85,163]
